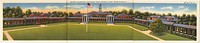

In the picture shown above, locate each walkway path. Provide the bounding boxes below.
[3,31,14,41]
[128,26,164,41]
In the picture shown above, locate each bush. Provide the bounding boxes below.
[149,19,166,36]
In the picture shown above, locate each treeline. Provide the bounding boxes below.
[68,9,196,25]
[3,6,67,18]
[110,9,196,25]
[4,6,196,25]
[3,6,23,18]
[132,10,196,25]
[47,11,68,17]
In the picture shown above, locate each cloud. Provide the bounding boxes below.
[180,7,189,12]
[104,6,132,11]
[135,9,196,16]
[178,6,185,9]
[66,5,86,9]
[178,6,189,12]
[25,7,39,9]
[45,5,59,9]
[140,6,155,10]
[160,6,174,10]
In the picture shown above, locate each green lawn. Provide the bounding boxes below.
[3,25,38,30]
[3,22,67,31]
[115,23,192,40]
[155,33,192,40]
[4,22,155,40]
[115,23,148,31]
[3,34,7,40]
[8,23,67,40]
[67,23,155,40]
[3,22,192,40]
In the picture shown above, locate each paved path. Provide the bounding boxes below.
[3,31,14,41]
[128,26,164,41]
[5,27,41,32]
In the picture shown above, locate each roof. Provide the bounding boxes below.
[162,21,174,25]
[163,16,175,18]
[107,15,114,17]
[4,17,65,20]
[173,24,196,29]
[89,17,106,19]
[134,18,148,22]
[149,16,160,18]
[162,21,196,29]
[88,11,112,15]
[117,14,129,16]
[29,14,50,17]
[161,16,178,22]
[3,18,25,20]
[49,17,65,19]
[134,18,196,29]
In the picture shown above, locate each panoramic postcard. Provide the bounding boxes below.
[3,2,197,42]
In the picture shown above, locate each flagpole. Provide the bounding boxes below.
[86,3,88,33]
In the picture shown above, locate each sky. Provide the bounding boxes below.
[3,3,66,13]
[3,3,197,15]
[66,3,133,13]
[133,3,197,16]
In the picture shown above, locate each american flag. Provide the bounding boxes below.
[99,3,101,6]
[87,3,92,8]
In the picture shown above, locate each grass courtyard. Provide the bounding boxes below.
[3,22,192,40]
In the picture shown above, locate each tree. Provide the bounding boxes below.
[4,7,11,14]
[121,9,127,14]
[134,10,141,18]
[191,14,196,22]
[112,11,118,16]
[167,13,172,16]
[182,14,186,18]
[26,9,32,16]
[64,12,68,17]
[191,14,196,26]
[15,6,23,18]
[143,12,150,19]
[77,11,81,14]
[69,12,73,17]
[149,19,166,36]
[8,10,12,18]
[182,14,186,22]
[161,13,165,16]
[48,12,51,14]
[3,7,12,18]
[173,14,177,18]
[186,14,191,25]
[128,9,133,15]
[152,13,156,15]
[4,6,23,18]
